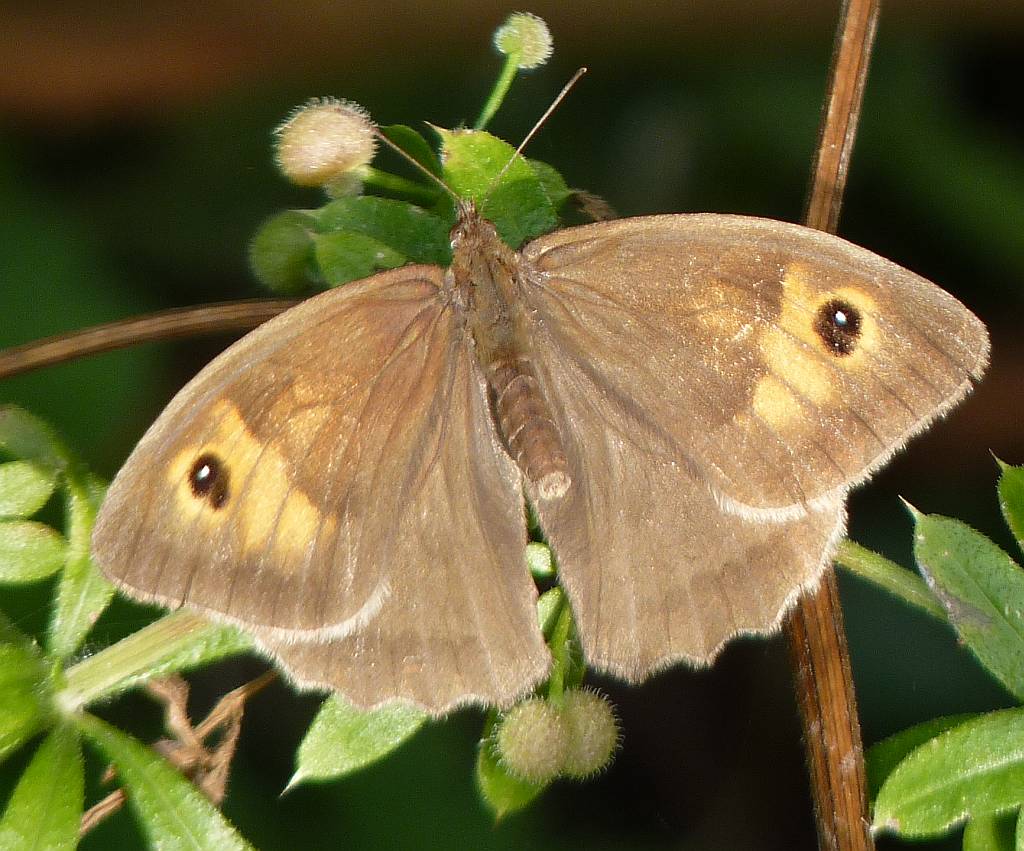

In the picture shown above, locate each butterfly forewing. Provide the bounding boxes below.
[92,265,550,711]
[522,214,989,517]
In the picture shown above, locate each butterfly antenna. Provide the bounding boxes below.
[489,66,588,191]
[371,126,461,204]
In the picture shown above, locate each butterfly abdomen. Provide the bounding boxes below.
[488,354,570,500]
[451,205,571,500]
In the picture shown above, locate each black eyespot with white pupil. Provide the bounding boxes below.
[188,453,229,510]
[814,298,862,356]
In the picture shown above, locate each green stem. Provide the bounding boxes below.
[475,55,519,130]
[56,610,249,712]
[834,538,946,621]
[545,600,574,706]
[361,167,439,206]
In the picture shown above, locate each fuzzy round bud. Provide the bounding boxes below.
[494,698,567,785]
[559,689,620,778]
[274,98,376,187]
[493,13,553,69]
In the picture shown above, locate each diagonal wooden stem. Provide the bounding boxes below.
[0,300,297,380]
[785,1,880,850]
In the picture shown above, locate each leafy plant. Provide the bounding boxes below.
[845,461,1024,849]
[0,8,1013,851]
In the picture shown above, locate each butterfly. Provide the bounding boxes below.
[91,186,988,715]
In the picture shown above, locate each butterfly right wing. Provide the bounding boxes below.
[521,213,987,517]
[93,267,549,712]
[516,214,985,677]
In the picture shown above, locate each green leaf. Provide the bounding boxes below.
[527,159,572,210]
[873,707,1024,838]
[76,713,253,851]
[835,538,947,622]
[963,812,1018,851]
[48,482,114,658]
[0,618,52,763]
[0,461,58,518]
[0,406,71,472]
[60,611,251,709]
[248,210,320,295]
[380,124,443,176]
[0,520,67,583]
[866,713,979,799]
[315,195,450,266]
[289,694,427,788]
[0,725,84,851]
[437,128,557,248]
[997,460,1024,555]
[911,509,1024,701]
[1018,808,1024,850]
[476,713,546,820]
[313,231,406,286]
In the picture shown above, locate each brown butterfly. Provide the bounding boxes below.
[91,199,989,714]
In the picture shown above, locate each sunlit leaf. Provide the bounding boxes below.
[290,694,427,788]
[0,617,52,764]
[0,520,67,583]
[911,508,1024,701]
[0,406,71,472]
[0,725,83,851]
[316,195,449,265]
[438,128,556,248]
[527,158,572,210]
[48,482,113,659]
[0,461,57,518]
[997,459,1024,556]
[873,707,1024,838]
[313,231,407,286]
[59,611,251,709]
[866,713,978,799]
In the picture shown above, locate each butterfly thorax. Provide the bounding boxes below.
[448,203,570,501]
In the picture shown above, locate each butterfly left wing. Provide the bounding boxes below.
[93,268,549,713]
[256,336,552,711]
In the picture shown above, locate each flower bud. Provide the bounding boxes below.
[559,688,619,778]
[274,98,376,188]
[494,698,567,785]
[493,13,553,70]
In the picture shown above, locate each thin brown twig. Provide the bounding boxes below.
[785,1,880,850]
[78,671,278,837]
[0,300,297,380]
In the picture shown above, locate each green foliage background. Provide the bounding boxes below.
[1,4,1022,849]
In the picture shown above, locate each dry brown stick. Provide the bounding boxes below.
[786,1,880,850]
[0,299,298,380]
[79,671,279,837]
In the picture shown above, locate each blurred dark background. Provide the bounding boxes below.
[1,2,1022,849]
